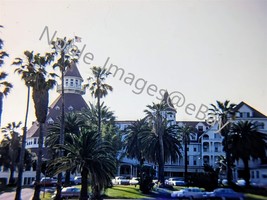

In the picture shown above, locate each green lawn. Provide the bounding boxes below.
[104,185,152,199]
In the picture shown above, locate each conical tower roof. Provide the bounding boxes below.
[161,91,176,112]
[64,62,83,79]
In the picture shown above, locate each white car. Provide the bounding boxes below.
[111,176,130,185]
[166,177,186,186]
[74,176,82,185]
[171,187,206,199]
[129,177,139,185]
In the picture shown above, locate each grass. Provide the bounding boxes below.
[244,193,267,200]
[104,185,153,199]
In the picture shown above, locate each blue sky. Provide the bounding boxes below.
[1,0,267,127]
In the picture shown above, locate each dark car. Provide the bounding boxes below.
[52,186,81,199]
[207,188,244,200]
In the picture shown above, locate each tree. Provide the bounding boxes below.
[124,118,150,166]
[177,124,196,183]
[0,25,13,126]
[14,50,56,200]
[81,102,122,153]
[13,51,39,199]
[230,121,267,187]
[52,38,80,199]
[48,128,116,200]
[45,112,85,185]
[209,100,236,185]
[1,122,22,185]
[144,102,181,185]
[86,66,113,139]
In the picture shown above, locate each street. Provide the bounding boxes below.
[0,188,34,200]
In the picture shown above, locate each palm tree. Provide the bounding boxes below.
[144,102,182,185]
[86,66,113,139]
[124,119,150,166]
[13,51,39,200]
[48,128,116,200]
[52,38,79,199]
[14,51,56,200]
[209,100,236,185]
[0,25,13,126]
[177,124,196,183]
[230,121,267,187]
[1,122,22,185]
[45,112,85,185]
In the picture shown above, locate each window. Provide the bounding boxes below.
[34,138,37,144]
[193,160,197,165]
[187,147,189,151]
[194,147,197,152]
[198,126,203,132]
[70,79,74,86]
[75,79,79,87]
[65,79,69,86]
[240,112,250,118]
[251,171,255,179]
[256,171,260,179]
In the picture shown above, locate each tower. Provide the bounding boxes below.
[26,62,88,150]
[161,91,177,126]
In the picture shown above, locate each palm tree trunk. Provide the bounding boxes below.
[15,85,30,200]
[97,88,101,140]
[184,142,188,183]
[243,158,250,187]
[0,93,3,127]
[80,167,89,200]
[8,164,15,185]
[32,123,44,200]
[55,54,66,200]
[158,130,165,185]
[225,133,233,185]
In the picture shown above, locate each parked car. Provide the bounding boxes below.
[129,177,139,185]
[112,176,130,185]
[166,177,186,186]
[74,176,82,185]
[206,188,244,200]
[171,187,206,199]
[51,186,81,199]
[39,177,57,187]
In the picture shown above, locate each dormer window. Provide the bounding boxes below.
[55,106,60,110]
[198,126,203,132]
[47,117,54,124]
[68,106,74,111]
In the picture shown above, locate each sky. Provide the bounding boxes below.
[0,0,267,128]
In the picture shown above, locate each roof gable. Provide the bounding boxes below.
[235,101,267,118]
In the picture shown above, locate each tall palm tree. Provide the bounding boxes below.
[48,128,116,200]
[86,66,113,139]
[144,102,182,185]
[209,100,236,185]
[52,38,79,199]
[1,121,22,185]
[0,25,12,126]
[14,51,56,200]
[230,121,267,187]
[177,124,195,183]
[13,51,38,200]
